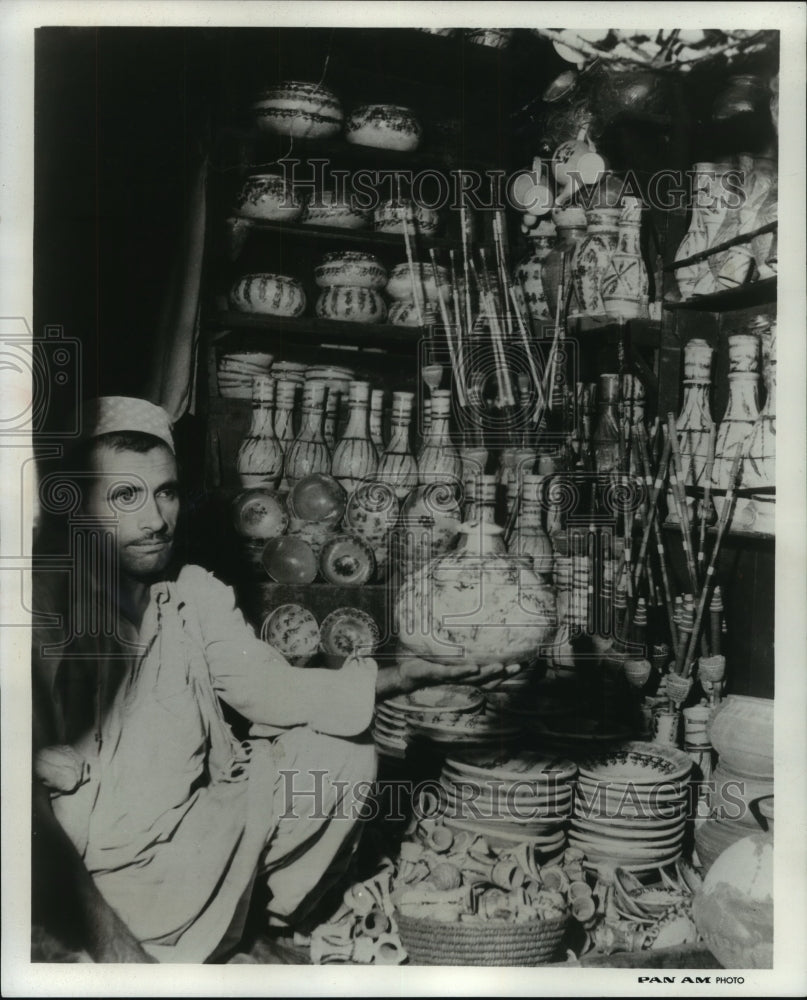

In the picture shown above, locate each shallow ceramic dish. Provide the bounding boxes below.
[386,685,485,715]
[319,607,380,663]
[571,817,686,842]
[577,741,692,785]
[234,173,302,222]
[345,104,422,152]
[445,752,578,785]
[260,604,320,666]
[230,273,306,317]
[443,816,566,851]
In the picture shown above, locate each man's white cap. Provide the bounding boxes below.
[81,396,175,453]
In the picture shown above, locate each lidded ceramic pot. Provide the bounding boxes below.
[314,252,388,289]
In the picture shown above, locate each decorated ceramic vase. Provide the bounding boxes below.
[417,390,462,489]
[569,207,620,319]
[395,522,557,667]
[284,380,331,488]
[393,481,462,574]
[515,222,556,325]
[314,251,388,289]
[601,197,649,320]
[331,381,378,495]
[378,391,419,499]
[236,376,284,489]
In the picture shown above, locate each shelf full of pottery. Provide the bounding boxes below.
[668,318,775,537]
[669,155,777,307]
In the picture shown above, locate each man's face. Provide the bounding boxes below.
[85,443,180,580]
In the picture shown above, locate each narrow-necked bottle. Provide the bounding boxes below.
[378,390,418,500]
[284,380,331,488]
[458,473,506,553]
[331,380,378,495]
[602,197,649,320]
[369,389,385,453]
[672,340,714,521]
[236,375,283,489]
[274,377,298,493]
[417,389,462,489]
[513,473,553,579]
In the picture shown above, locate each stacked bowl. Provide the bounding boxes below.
[217,351,274,399]
[438,751,577,859]
[570,741,693,872]
[373,684,484,761]
[385,262,450,328]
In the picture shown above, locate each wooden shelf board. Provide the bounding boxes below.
[212,311,428,354]
[566,315,662,349]
[225,216,491,254]
[664,277,776,312]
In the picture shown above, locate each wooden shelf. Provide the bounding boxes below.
[225,215,490,255]
[212,311,429,354]
[566,315,662,349]
[664,277,776,312]
[215,125,501,174]
[663,221,777,272]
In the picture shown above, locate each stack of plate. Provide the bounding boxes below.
[570,741,693,872]
[407,710,521,754]
[372,685,484,761]
[271,360,308,384]
[438,752,577,857]
[217,351,274,399]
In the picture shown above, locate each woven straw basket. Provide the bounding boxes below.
[396,912,568,966]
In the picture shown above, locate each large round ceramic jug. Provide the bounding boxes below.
[394,522,557,666]
[707,695,773,779]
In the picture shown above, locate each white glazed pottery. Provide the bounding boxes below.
[253,81,343,138]
[314,251,388,289]
[234,173,302,222]
[230,273,306,317]
[345,104,423,152]
[315,286,387,324]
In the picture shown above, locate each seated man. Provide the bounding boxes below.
[32,397,511,963]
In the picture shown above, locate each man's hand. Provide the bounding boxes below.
[376,653,525,699]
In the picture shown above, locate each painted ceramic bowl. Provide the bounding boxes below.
[230,273,306,317]
[232,488,289,539]
[234,173,302,222]
[345,104,423,152]
[316,286,387,323]
[320,607,381,668]
[374,200,440,236]
[260,603,320,666]
[301,190,370,230]
[253,81,343,139]
[345,481,400,545]
[385,262,451,303]
[319,533,376,586]
[466,28,513,49]
[314,251,388,289]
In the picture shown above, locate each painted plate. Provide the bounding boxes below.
[444,752,578,785]
[384,685,485,715]
[577,742,692,784]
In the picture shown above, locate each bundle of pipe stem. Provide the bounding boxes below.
[399,196,550,432]
[616,413,742,685]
